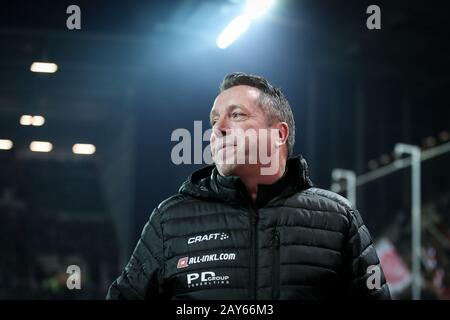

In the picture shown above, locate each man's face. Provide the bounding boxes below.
[210,85,280,176]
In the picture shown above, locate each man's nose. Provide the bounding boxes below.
[213,117,229,137]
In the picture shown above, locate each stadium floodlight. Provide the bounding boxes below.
[30,62,58,73]
[30,141,53,152]
[216,0,275,49]
[32,115,45,126]
[20,115,33,126]
[72,143,96,155]
[20,115,46,126]
[244,0,274,19]
[0,139,13,150]
[216,15,251,49]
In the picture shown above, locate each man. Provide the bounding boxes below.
[107,72,391,300]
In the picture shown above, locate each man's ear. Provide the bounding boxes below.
[275,122,289,146]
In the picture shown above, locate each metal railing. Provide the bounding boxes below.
[331,140,450,300]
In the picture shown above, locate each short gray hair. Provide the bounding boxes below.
[219,72,296,157]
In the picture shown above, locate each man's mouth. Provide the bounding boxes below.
[217,143,236,152]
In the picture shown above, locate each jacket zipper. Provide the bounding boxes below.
[272,228,280,299]
[249,206,258,300]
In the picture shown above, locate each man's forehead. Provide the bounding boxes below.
[211,85,260,114]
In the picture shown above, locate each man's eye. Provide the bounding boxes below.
[232,112,246,119]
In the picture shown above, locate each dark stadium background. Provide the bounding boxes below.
[0,0,449,299]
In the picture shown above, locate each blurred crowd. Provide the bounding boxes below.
[376,190,450,299]
[0,156,119,299]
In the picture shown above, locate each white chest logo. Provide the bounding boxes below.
[187,232,229,245]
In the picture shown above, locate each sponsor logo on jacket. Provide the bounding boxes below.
[187,232,229,245]
[177,252,236,269]
[186,271,230,288]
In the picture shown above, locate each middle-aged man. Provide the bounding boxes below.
[107,72,391,300]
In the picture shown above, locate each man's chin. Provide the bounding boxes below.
[215,163,238,177]
[215,162,261,177]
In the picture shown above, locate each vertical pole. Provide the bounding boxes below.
[411,148,421,300]
[331,169,357,207]
[394,143,421,300]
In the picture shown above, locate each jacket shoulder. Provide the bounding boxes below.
[156,193,192,213]
[154,193,210,223]
[293,187,354,214]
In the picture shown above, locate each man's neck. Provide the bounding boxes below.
[238,163,286,202]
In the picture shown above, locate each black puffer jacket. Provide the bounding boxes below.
[107,156,390,300]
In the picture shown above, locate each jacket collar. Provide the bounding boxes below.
[179,155,313,208]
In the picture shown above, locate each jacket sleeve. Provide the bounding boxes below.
[106,208,164,300]
[343,209,391,299]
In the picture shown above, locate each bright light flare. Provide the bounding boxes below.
[20,115,33,126]
[216,0,275,49]
[30,141,53,152]
[216,15,250,49]
[20,115,46,126]
[245,0,274,19]
[0,139,13,150]
[72,143,96,155]
[30,62,58,73]
[32,115,45,126]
